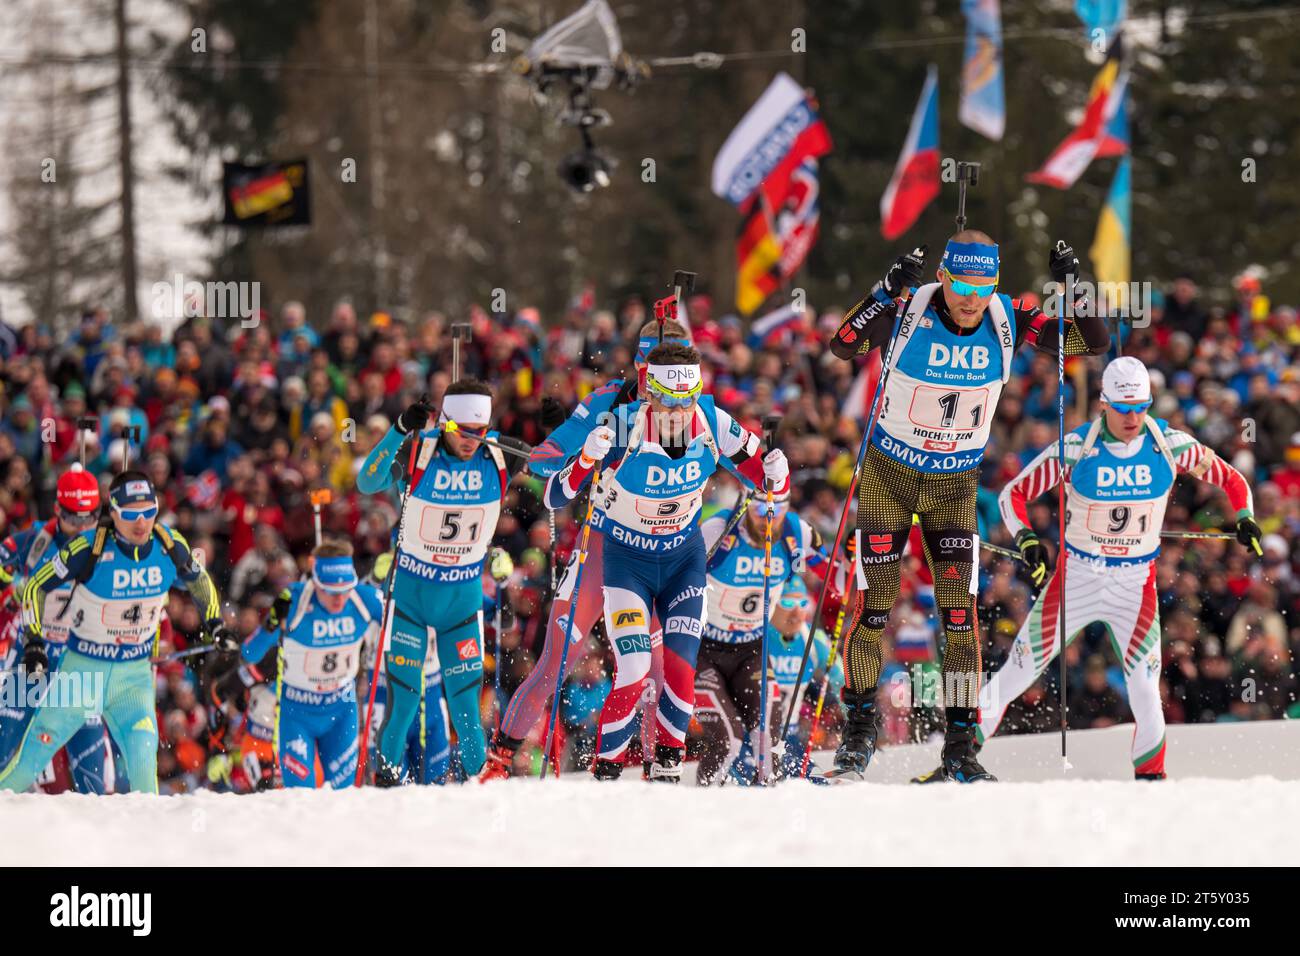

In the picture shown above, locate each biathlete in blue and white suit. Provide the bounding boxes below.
[692,486,822,785]
[240,541,382,788]
[0,471,236,794]
[358,379,529,783]
[545,342,790,782]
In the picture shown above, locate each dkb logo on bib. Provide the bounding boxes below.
[928,343,990,369]
[1098,465,1152,487]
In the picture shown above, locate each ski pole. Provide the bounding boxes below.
[756,415,779,786]
[488,548,513,728]
[540,460,602,779]
[1159,530,1236,541]
[801,571,854,778]
[1056,243,1069,766]
[779,270,919,743]
[706,486,757,563]
[980,541,1024,563]
[356,430,422,786]
[153,644,220,664]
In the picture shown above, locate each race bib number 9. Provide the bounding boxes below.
[1082,501,1157,540]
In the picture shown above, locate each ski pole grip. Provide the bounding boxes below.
[762,414,780,493]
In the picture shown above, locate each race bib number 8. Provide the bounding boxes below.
[303,647,356,682]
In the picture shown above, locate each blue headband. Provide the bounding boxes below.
[313,555,358,593]
[110,478,157,508]
[940,240,1000,279]
[636,336,691,365]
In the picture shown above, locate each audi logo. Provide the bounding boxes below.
[938,537,970,549]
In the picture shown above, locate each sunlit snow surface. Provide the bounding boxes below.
[7,724,1298,866]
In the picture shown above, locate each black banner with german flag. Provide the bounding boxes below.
[222,159,311,227]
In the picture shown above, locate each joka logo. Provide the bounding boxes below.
[456,638,478,661]
[927,343,990,369]
[1098,465,1153,487]
[50,886,152,936]
[614,609,646,628]
[868,534,892,555]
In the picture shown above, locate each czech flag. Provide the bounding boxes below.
[1026,34,1129,189]
[1089,156,1131,311]
[880,65,941,240]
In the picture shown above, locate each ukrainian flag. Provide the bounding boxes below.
[1090,156,1131,312]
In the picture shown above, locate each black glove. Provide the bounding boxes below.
[21,632,48,676]
[395,397,435,435]
[266,588,293,630]
[1236,516,1263,556]
[540,396,567,432]
[882,246,928,299]
[1049,240,1079,286]
[205,623,241,653]
[1015,529,1049,588]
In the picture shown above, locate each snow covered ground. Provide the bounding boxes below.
[6,723,1298,867]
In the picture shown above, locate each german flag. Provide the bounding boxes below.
[735,196,782,316]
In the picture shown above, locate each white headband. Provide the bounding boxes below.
[440,393,492,427]
[646,363,702,392]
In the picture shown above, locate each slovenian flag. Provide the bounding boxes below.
[746,303,803,349]
[880,66,941,240]
[712,72,833,210]
[1026,34,1129,190]
[1089,156,1131,312]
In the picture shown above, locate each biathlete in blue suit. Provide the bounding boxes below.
[692,488,823,785]
[358,379,529,783]
[0,470,236,794]
[240,540,383,788]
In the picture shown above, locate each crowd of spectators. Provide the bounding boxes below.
[0,267,1296,789]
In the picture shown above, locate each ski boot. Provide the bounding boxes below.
[1135,771,1166,781]
[911,732,981,783]
[647,744,683,784]
[477,733,520,783]
[373,757,402,788]
[941,712,996,782]
[592,758,624,781]
[827,690,879,782]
